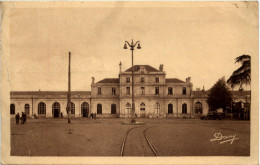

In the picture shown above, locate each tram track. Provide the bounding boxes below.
[120,126,158,156]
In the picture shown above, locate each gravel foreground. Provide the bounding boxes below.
[11,118,250,156]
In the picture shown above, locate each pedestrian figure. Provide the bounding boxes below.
[15,113,20,124]
[21,112,25,124]
[21,112,26,124]
[61,112,63,118]
[135,113,137,118]
[90,113,93,119]
[24,113,27,123]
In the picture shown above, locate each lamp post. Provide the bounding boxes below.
[123,39,141,123]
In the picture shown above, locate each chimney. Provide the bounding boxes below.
[119,61,122,73]
[186,77,191,83]
[140,66,145,73]
[92,77,95,84]
[159,64,164,72]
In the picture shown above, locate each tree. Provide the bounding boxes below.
[207,77,232,112]
[227,55,251,89]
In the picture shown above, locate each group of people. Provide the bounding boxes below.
[15,112,27,124]
[90,113,97,119]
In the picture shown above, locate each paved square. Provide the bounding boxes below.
[11,118,250,156]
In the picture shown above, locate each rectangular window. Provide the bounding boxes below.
[126,77,130,83]
[112,87,116,95]
[141,87,145,95]
[168,87,173,95]
[98,87,102,95]
[183,87,186,95]
[126,87,130,95]
[155,77,159,83]
[155,87,159,95]
[141,77,145,83]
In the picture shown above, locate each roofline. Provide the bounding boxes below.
[10,91,92,95]
[10,91,91,93]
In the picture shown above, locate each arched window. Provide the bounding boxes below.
[38,102,46,114]
[111,104,116,114]
[81,102,89,117]
[155,103,160,114]
[25,104,30,115]
[52,102,60,117]
[126,103,131,114]
[10,104,15,114]
[195,102,203,114]
[182,103,187,114]
[140,103,145,111]
[97,104,102,114]
[140,103,145,116]
[168,104,173,113]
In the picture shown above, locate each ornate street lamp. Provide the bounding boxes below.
[123,39,141,123]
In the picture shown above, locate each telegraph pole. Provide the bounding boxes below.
[67,51,71,123]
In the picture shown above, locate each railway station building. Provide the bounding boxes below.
[10,64,251,119]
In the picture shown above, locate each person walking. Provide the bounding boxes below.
[21,112,26,124]
[24,112,27,124]
[21,112,25,124]
[15,113,20,124]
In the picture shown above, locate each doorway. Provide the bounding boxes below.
[81,102,89,117]
[52,102,60,118]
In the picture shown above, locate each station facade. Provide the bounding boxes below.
[10,64,250,118]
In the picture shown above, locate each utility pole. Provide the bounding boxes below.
[31,95,34,118]
[67,51,71,123]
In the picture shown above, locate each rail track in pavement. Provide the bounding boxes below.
[120,126,158,156]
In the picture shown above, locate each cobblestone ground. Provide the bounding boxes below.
[10,118,250,156]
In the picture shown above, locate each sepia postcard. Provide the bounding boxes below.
[1,1,259,165]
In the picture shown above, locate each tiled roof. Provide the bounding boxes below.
[231,90,251,96]
[10,91,91,95]
[125,65,160,72]
[165,78,185,83]
[231,91,251,97]
[192,90,251,97]
[192,90,209,97]
[97,78,119,83]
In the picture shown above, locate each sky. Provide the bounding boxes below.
[8,1,258,91]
